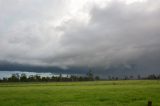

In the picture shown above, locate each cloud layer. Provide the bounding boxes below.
[0,0,160,71]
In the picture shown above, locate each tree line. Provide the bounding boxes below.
[0,71,160,82]
[0,70,100,82]
[107,74,160,80]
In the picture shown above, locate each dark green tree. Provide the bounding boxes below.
[20,73,27,82]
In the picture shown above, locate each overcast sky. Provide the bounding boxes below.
[0,0,160,71]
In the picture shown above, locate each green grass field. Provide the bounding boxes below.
[0,80,160,106]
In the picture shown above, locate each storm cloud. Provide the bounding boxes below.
[0,0,160,72]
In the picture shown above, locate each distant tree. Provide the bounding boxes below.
[51,76,56,82]
[70,75,77,81]
[87,69,94,81]
[112,76,115,80]
[58,74,62,81]
[9,74,19,82]
[45,77,50,82]
[95,76,100,80]
[35,75,41,81]
[2,77,8,82]
[20,73,27,82]
[115,77,119,80]
[147,74,157,80]
[28,75,35,82]
[79,76,83,81]
[41,77,45,81]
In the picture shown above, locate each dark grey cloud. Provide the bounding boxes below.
[0,0,160,73]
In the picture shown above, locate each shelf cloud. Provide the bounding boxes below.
[0,0,160,72]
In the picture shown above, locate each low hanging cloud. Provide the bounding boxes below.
[0,0,160,71]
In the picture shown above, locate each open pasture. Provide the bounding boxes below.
[0,80,160,106]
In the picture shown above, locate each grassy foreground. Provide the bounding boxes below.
[0,80,160,106]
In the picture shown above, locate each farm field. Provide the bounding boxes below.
[0,80,160,106]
